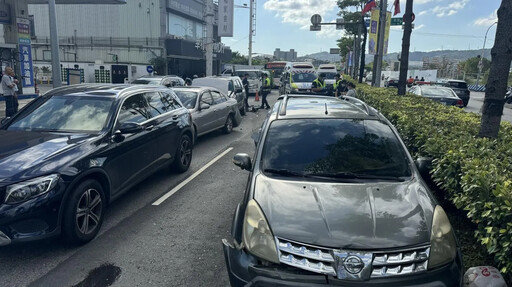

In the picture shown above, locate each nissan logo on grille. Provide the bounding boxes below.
[343,255,365,274]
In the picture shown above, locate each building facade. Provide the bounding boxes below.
[273,48,297,61]
[28,0,231,83]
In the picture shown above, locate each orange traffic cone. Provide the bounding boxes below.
[255,91,260,102]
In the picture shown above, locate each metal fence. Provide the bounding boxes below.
[32,36,166,49]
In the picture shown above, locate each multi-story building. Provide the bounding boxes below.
[273,48,297,61]
[28,0,231,83]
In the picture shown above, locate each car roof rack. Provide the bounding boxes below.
[340,95,377,116]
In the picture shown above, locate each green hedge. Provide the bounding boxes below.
[355,84,512,274]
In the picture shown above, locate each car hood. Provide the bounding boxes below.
[0,130,96,180]
[254,174,435,249]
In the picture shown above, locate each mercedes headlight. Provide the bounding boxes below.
[243,199,279,263]
[5,174,60,204]
[428,205,457,269]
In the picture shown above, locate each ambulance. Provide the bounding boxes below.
[280,62,317,94]
[317,64,338,88]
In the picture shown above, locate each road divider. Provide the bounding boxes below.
[152,147,234,206]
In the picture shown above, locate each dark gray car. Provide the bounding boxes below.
[173,87,242,140]
[223,95,463,286]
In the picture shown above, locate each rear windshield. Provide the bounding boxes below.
[292,72,317,83]
[421,87,456,98]
[132,79,161,85]
[261,119,412,180]
[322,72,338,79]
[448,81,468,89]
[174,90,198,109]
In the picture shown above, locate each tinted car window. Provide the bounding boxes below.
[228,81,234,92]
[421,87,457,98]
[8,95,114,133]
[234,79,243,90]
[261,119,411,179]
[322,72,337,79]
[132,79,161,85]
[117,94,151,124]
[292,72,316,83]
[174,90,198,109]
[145,92,178,116]
[200,92,214,105]
[210,90,226,104]
[448,81,468,89]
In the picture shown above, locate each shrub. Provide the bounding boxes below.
[355,84,512,274]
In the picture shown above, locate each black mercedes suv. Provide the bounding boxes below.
[223,94,463,286]
[0,84,193,245]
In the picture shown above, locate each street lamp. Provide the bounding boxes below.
[476,21,497,87]
[235,1,255,66]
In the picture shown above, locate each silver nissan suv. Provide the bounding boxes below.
[223,94,463,286]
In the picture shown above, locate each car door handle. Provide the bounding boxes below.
[145,125,154,131]
[172,115,179,120]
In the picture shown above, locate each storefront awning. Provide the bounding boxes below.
[28,0,126,4]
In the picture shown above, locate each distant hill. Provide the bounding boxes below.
[300,49,492,65]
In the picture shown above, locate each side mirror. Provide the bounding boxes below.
[233,153,252,171]
[118,122,143,134]
[236,88,243,93]
[415,157,433,175]
[200,103,210,110]
[251,130,260,146]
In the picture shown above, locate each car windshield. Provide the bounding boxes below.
[261,119,412,180]
[322,72,337,79]
[236,71,259,79]
[174,90,198,109]
[448,81,468,89]
[292,72,317,83]
[7,95,114,133]
[132,79,161,85]
[422,87,456,98]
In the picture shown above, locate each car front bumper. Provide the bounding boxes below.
[222,238,463,287]
[0,183,65,245]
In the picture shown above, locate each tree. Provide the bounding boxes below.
[337,0,369,83]
[337,36,354,62]
[479,0,512,138]
[149,56,166,75]
[227,51,248,65]
[461,56,491,75]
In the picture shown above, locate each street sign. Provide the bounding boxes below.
[336,18,344,30]
[391,17,403,26]
[311,14,322,25]
[146,65,154,74]
[310,25,321,31]
[330,48,340,54]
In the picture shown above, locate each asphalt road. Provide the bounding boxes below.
[0,91,279,287]
[464,91,512,123]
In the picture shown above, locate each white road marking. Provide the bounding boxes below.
[152,147,234,206]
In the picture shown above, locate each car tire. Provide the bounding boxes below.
[240,105,246,116]
[172,134,192,173]
[62,179,106,245]
[222,114,234,134]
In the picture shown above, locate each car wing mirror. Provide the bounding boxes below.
[118,122,144,134]
[233,153,252,171]
[236,88,243,93]
[415,157,433,175]
[200,103,210,110]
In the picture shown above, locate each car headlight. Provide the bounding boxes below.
[428,205,457,269]
[243,199,279,263]
[5,174,60,204]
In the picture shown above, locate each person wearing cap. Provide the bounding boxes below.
[346,82,357,98]
[260,73,271,109]
[311,73,326,92]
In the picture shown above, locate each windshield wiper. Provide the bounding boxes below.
[263,168,306,177]
[305,172,406,182]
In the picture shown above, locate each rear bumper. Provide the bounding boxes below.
[222,238,463,287]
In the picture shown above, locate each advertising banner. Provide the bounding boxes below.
[384,11,391,55]
[218,0,234,37]
[368,9,379,55]
[17,18,34,87]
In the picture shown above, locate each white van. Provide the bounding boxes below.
[317,64,338,87]
[280,62,317,94]
[230,69,262,96]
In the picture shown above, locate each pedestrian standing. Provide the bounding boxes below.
[2,67,19,118]
[242,73,249,111]
[260,73,271,109]
[346,82,357,98]
[334,74,343,97]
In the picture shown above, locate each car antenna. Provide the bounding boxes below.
[324,103,328,115]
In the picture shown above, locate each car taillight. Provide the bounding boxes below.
[457,99,464,107]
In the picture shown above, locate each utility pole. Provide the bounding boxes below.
[373,0,387,87]
[359,18,368,84]
[49,0,62,87]
[248,0,254,66]
[354,23,361,81]
[397,0,413,95]
[352,34,357,78]
[476,22,497,87]
[205,0,213,76]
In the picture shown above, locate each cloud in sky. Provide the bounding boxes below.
[474,10,498,26]
[263,0,337,29]
[431,0,469,17]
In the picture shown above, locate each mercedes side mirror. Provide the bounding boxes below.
[118,122,143,134]
[233,153,252,171]
[200,103,210,110]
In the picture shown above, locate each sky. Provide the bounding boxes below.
[223,0,502,57]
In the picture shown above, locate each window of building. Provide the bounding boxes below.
[168,13,204,41]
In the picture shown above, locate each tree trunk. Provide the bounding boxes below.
[479,0,512,138]
[397,0,413,95]
[359,16,367,84]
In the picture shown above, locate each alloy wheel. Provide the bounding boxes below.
[180,137,192,167]
[75,188,103,235]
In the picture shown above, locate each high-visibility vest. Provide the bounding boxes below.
[333,79,342,90]
[313,78,325,88]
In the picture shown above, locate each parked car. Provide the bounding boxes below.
[230,69,262,96]
[409,85,464,108]
[384,77,399,88]
[132,75,185,87]
[192,76,247,116]
[172,86,242,140]
[446,80,470,107]
[223,94,463,286]
[0,84,193,245]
